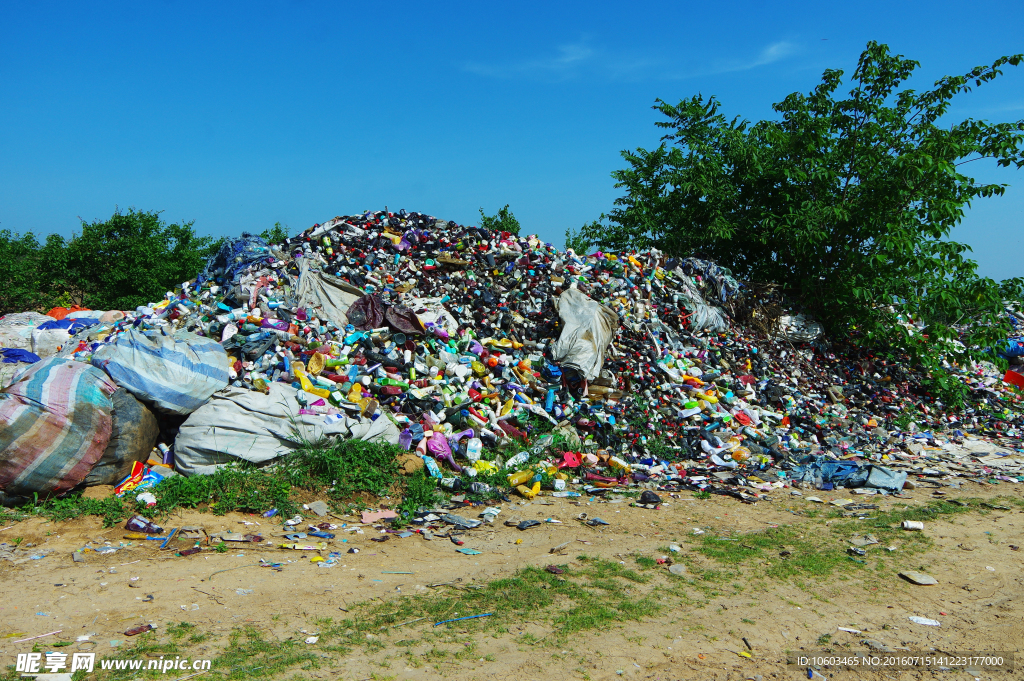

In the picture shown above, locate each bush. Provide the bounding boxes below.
[584,42,1024,375]
[479,204,521,236]
[0,208,220,316]
[67,208,219,310]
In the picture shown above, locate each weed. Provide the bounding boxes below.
[279,438,403,500]
[165,622,196,639]
[395,470,442,526]
[693,491,711,500]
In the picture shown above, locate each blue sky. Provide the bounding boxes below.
[1,1,1021,279]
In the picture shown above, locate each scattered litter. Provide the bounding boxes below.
[124,624,155,636]
[12,630,61,643]
[361,510,398,524]
[908,616,941,626]
[899,571,938,586]
[434,613,494,626]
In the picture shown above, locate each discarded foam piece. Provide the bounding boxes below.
[361,509,398,524]
[307,501,330,517]
[899,571,938,586]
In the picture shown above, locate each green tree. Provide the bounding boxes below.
[0,230,50,315]
[479,204,522,236]
[585,42,1024,377]
[564,222,597,255]
[67,208,217,310]
[259,221,291,243]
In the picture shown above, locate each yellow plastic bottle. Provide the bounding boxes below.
[507,470,533,486]
[516,483,539,500]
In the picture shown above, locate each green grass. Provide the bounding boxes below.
[395,470,442,526]
[276,438,402,499]
[634,555,658,569]
[86,626,325,681]
[332,555,658,643]
[687,497,1000,582]
[46,556,663,681]
[1,438,417,527]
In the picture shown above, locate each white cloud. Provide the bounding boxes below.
[753,41,798,67]
[463,41,596,80]
[463,39,800,82]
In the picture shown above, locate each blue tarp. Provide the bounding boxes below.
[36,318,98,334]
[998,339,1024,359]
[197,233,274,285]
[791,455,907,493]
[0,349,41,364]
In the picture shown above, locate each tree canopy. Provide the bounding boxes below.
[583,42,1024,380]
[0,209,220,315]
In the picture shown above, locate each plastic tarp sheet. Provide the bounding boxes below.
[346,295,426,335]
[407,296,459,337]
[31,318,98,358]
[0,312,53,352]
[550,288,618,381]
[0,358,117,505]
[998,338,1024,359]
[84,389,160,487]
[779,313,825,342]
[791,458,907,492]
[294,259,365,327]
[173,381,401,476]
[90,327,230,415]
[0,363,31,390]
[671,267,730,333]
[197,233,274,285]
[347,295,386,330]
[1,349,40,364]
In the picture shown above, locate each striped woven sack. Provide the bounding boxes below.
[0,357,117,499]
[91,327,229,415]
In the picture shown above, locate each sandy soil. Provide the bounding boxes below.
[0,482,1021,680]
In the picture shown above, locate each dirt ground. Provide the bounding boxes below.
[1,482,1022,681]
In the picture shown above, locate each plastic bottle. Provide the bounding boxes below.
[125,515,163,535]
[422,455,442,479]
[731,447,751,462]
[504,451,530,469]
[516,483,539,499]
[507,469,533,486]
[465,437,482,463]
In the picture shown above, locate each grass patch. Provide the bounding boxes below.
[634,555,658,569]
[81,625,324,681]
[395,470,443,526]
[4,438,423,527]
[322,555,659,644]
[277,438,402,499]
[689,497,999,582]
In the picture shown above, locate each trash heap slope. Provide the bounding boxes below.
[2,208,1022,506]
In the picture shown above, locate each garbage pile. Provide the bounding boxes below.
[2,209,1023,510]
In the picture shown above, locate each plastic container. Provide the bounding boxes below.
[465,437,483,463]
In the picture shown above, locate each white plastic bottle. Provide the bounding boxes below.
[465,437,483,463]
